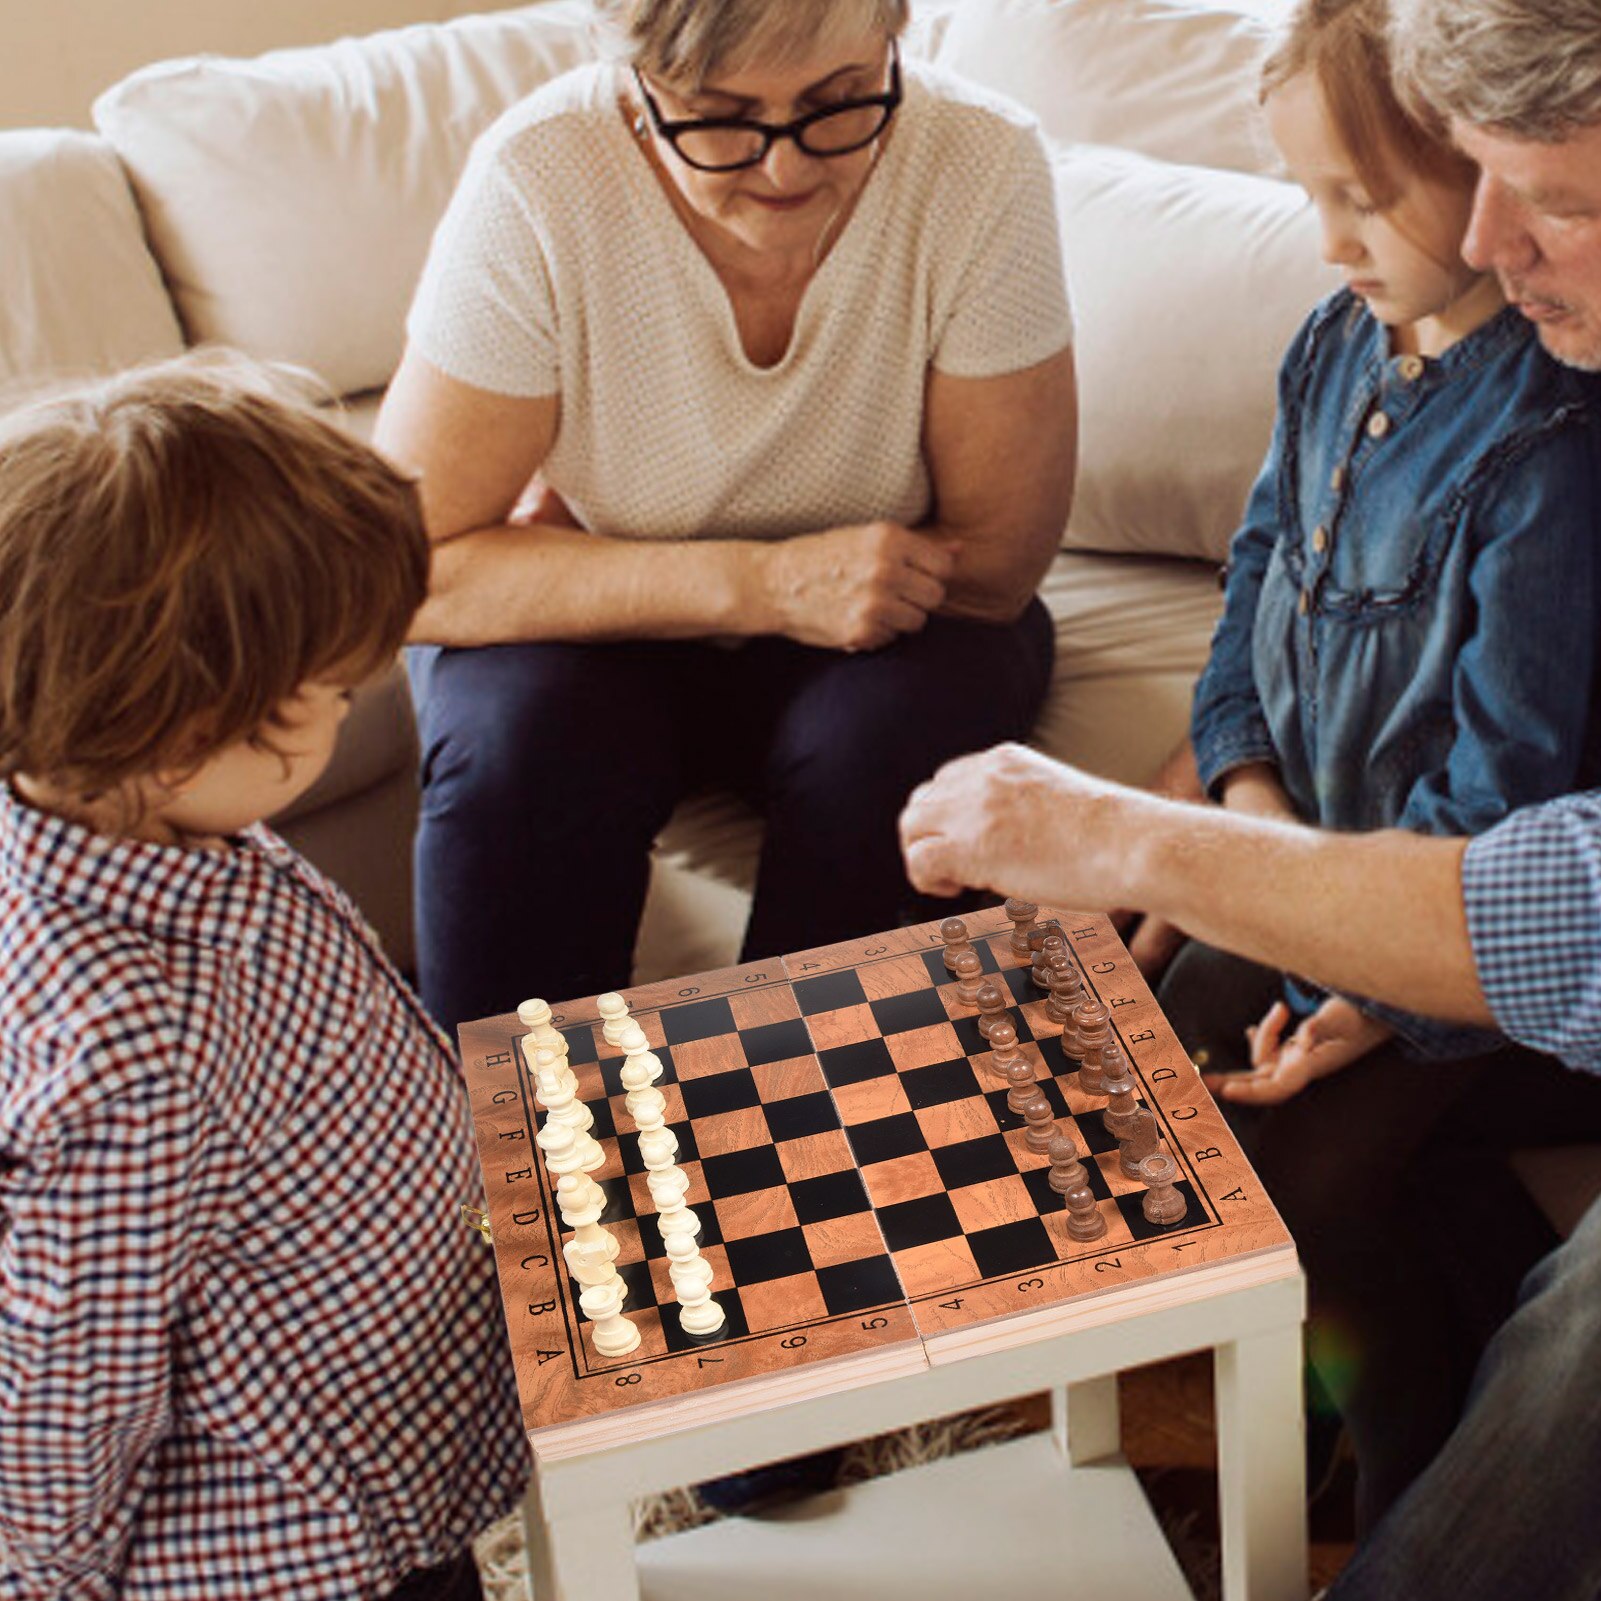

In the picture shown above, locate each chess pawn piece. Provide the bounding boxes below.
[1100,1042,1141,1143]
[532,1043,584,1109]
[953,948,985,1007]
[1118,1107,1162,1181]
[580,1273,642,1358]
[1075,998,1112,1094]
[1002,1052,1039,1114]
[1049,1137,1108,1241]
[647,1164,703,1247]
[1032,931,1068,991]
[941,916,973,973]
[989,1019,1025,1082]
[533,1062,601,1152]
[666,1233,727,1336]
[628,1084,669,1135]
[536,1114,606,1194]
[1045,955,1086,1049]
[1140,1152,1188,1226]
[975,980,1010,1042]
[618,1023,664,1087]
[637,1123,681,1172]
[1005,897,1040,960]
[597,991,632,1048]
[1021,1089,1059,1154]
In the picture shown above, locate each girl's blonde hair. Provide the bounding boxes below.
[0,351,428,800]
[1263,0,1476,208]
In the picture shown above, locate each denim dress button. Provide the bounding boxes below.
[1367,410,1392,439]
[1397,354,1425,381]
[1312,525,1329,553]
[1330,465,1346,493]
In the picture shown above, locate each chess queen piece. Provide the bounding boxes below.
[1140,1151,1188,1226]
[1005,897,1040,960]
[1048,1135,1107,1241]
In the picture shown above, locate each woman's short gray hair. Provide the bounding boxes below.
[593,0,909,88]
[1391,0,1601,140]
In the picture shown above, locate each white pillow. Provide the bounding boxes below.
[0,129,185,393]
[937,0,1281,177]
[1056,144,1339,563]
[93,3,595,398]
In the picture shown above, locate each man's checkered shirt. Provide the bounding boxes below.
[1464,790,1601,1073]
[0,785,526,1599]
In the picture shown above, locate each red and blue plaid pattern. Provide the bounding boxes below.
[1465,790,1601,1073]
[0,786,527,1599]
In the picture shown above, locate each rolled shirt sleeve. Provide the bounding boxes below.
[1463,791,1601,1073]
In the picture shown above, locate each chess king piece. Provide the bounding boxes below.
[1005,897,1040,960]
[1140,1151,1188,1226]
[953,947,985,1006]
[1048,1134,1107,1241]
[941,916,973,973]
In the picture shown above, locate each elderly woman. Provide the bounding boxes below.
[378,0,1076,1035]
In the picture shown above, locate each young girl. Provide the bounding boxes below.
[1162,0,1601,1536]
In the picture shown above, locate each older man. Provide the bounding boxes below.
[903,1,1601,1595]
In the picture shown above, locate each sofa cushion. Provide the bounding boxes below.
[937,0,1282,177]
[0,129,186,392]
[1055,144,1338,563]
[92,2,593,398]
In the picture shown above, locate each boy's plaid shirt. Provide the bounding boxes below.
[0,786,527,1599]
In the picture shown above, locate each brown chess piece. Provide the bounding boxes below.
[1140,1151,1188,1225]
[976,980,1009,1042]
[1045,956,1085,1048]
[953,947,985,1006]
[989,1019,1025,1082]
[1101,1042,1141,1142]
[1118,1107,1161,1180]
[941,916,972,974]
[1075,997,1112,1093]
[1032,930,1068,991]
[1004,897,1039,960]
[1002,1052,1038,1113]
[1049,1136,1107,1241]
[1021,1089,1058,1153]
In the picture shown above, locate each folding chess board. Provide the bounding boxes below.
[461,905,1292,1457]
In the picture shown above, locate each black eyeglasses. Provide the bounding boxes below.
[633,44,901,173]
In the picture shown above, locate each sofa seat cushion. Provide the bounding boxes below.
[0,129,185,390]
[92,3,593,397]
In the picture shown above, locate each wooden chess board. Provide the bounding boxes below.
[461,906,1292,1458]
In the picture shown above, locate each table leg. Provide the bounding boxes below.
[1054,1375,1120,1465]
[519,1469,556,1601]
[1215,1327,1307,1601]
[543,1497,640,1601]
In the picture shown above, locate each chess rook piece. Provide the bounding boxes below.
[517,996,568,1061]
[580,1273,642,1357]
[1005,897,1040,960]
[1118,1107,1162,1180]
[953,948,985,1006]
[941,916,973,973]
[1021,1089,1058,1153]
[976,980,1010,1042]
[1140,1152,1188,1225]
[1075,997,1112,1094]
[1032,931,1068,991]
[1100,1042,1141,1142]
[1002,1052,1039,1114]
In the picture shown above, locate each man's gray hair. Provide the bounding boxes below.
[1391,0,1601,140]
[593,0,908,88]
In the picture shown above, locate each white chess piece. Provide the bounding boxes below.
[647,1164,702,1247]
[517,997,568,1061]
[533,1058,599,1149]
[580,1272,641,1358]
[597,991,632,1048]
[536,1122,613,1223]
[665,1232,725,1335]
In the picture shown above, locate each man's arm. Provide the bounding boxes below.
[899,744,1492,1024]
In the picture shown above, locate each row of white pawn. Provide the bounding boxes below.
[519,992,726,1356]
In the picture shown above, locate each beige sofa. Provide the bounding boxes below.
[6,0,1596,1224]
